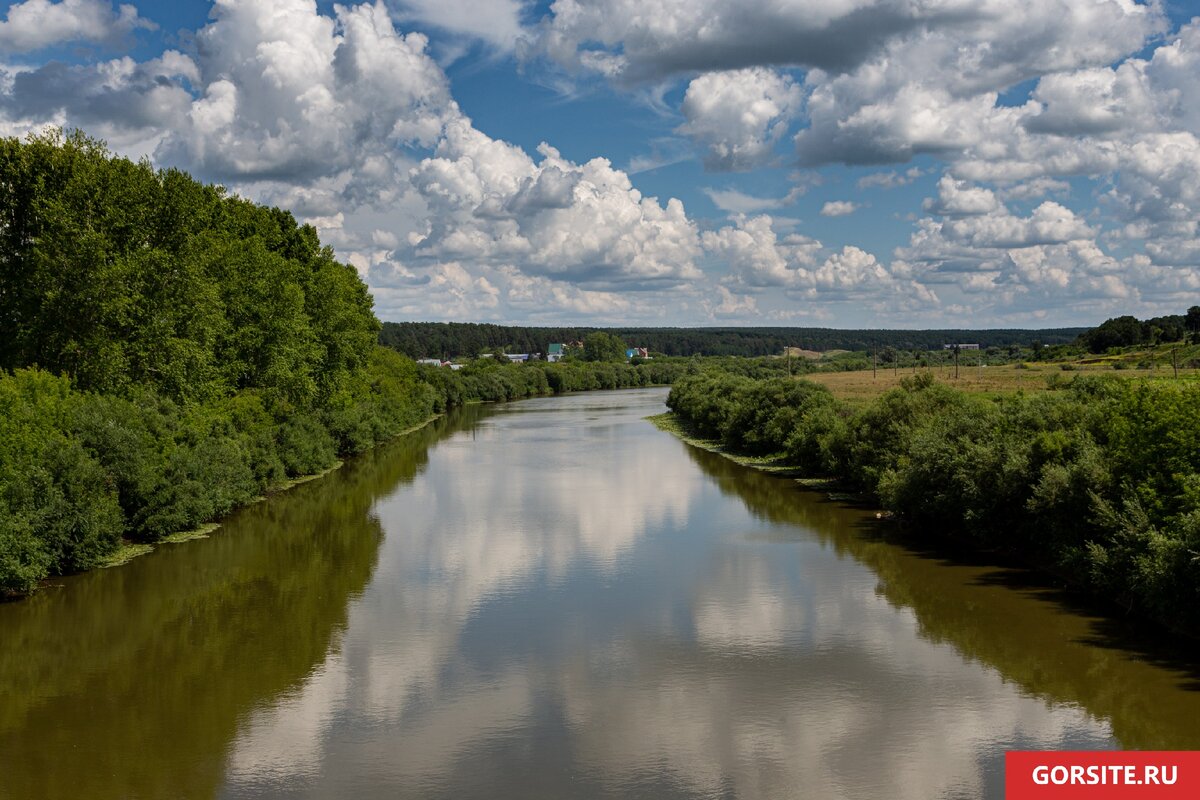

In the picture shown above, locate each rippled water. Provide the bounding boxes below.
[1,388,1198,800]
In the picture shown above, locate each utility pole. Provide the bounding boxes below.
[954,345,959,380]
[873,347,877,380]
[1173,347,1179,379]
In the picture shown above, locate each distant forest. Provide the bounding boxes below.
[379,322,1089,359]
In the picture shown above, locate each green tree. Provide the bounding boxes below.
[1186,306,1200,343]
[1078,316,1146,352]
[582,331,626,362]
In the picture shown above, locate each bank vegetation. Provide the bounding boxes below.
[666,369,1200,635]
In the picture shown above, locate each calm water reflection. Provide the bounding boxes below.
[1,388,1198,800]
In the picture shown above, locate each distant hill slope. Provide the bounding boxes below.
[380,321,1088,359]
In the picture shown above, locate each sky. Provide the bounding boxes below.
[1,1,1199,328]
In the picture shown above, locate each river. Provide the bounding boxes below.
[1,388,1198,799]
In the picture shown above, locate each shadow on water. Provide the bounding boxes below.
[0,407,483,800]
[679,441,1200,751]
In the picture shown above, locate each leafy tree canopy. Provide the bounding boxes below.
[582,331,627,362]
[1077,313,1188,352]
[0,128,378,405]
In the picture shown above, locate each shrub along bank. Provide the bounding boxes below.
[0,349,436,595]
[666,371,1200,635]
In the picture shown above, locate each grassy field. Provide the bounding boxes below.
[805,359,1200,404]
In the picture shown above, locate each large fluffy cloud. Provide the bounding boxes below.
[940,201,1094,249]
[892,185,1175,317]
[0,51,195,148]
[1,0,457,181]
[530,0,1165,85]
[0,0,152,53]
[677,68,802,171]
[160,0,456,181]
[410,120,702,289]
[701,214,937,311]
[788,1,1165,171]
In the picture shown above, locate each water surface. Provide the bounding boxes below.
[1,388,1197,799]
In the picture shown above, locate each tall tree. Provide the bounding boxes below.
[582,331,626,362]
[1186,306,1200,343]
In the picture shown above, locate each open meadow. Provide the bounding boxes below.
[804,358,1200,404]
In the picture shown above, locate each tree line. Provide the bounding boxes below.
[380,321,1088,359]
[416,357,687,409]
[666,368,1200,636]
[1075,309,1200,352]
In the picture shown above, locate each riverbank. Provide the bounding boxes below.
[0,348,440,597]
[663,370,1200,638]
[86,389,681,578]
[647,412,842,492]
[41,413,443,581]
[94,413,447,572]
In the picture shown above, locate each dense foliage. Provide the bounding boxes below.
[581,331,628,362]
[0,130,378,405]
[1075,312,1192,351]
[380,321,1087,359]
[0,350,434,597]
[667,371,1200,635]
[0,131,434,594]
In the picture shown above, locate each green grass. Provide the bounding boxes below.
[804,355,1200,405]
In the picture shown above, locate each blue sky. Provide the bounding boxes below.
[2,1,1200,327]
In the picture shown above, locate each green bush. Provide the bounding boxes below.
[0,370,123,590]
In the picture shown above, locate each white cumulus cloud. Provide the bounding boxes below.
[820,200,858,217]
[702,214,819,288]
[411,120,703,289]
[923,176,1001,217]
[0,0,153,53]
[392,0,527,51]
[677,68,802,171]
[3,0,1197,325]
